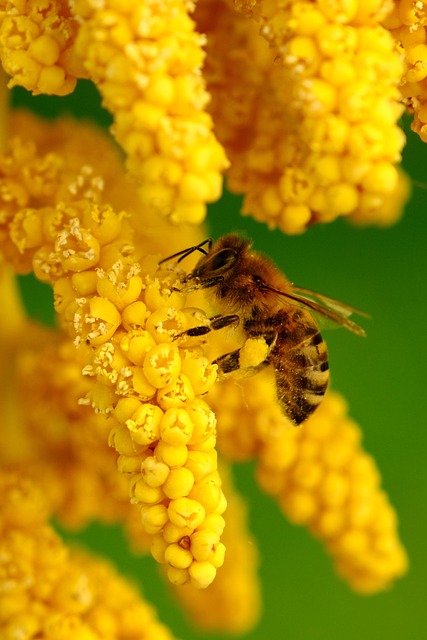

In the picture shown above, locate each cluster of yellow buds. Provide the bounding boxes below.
[0,112,227,589]
[0,266,262,633]
[208,371,408,593]
[0,1,228,224]
[0,1,414,233]
[196,0,407,232]
[0,471,177,640]
[384,0,427,141]
[76,285,227,590]
[0,0,82,95]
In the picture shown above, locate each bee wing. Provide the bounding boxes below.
[266,285,368,336]
[293,287,370,319]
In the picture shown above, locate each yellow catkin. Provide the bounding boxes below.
[0,109,208,268]
[208,371,408,593]
[171,463,261,634]
[71,0,228,224]
[0,112,225,588]
[383,1,427,142]
[195,0,407,232]
[0,471,177,640]
[0,3,228,221]
[0,0,83,95]
[0,267,149,549]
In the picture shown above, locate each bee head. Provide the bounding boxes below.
[189,234,280,313]
[190,234,248,283]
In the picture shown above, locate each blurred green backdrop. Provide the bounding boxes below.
[12,81,427,640]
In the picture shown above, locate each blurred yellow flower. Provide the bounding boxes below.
[0,471,177,640]
[0,0,415,231]
[0,0,228,224]
[172,463,261,634]
[208,370,408,594]
[196,0,407,231]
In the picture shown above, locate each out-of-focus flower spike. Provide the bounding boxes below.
[196,0,407,232]
[209,372,408,593]
[262,393,408,593]
[348,167,411,227]
[0,325,133,529]
[0,110,205,262]
[71,0,228,224]
[0,471,178,639]
[0,0,84,95]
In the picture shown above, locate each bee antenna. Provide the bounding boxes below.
[159,239,213,265]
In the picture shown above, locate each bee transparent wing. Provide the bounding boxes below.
[293,287,369,318]
[265,285,367,336]
[289,286,368,336]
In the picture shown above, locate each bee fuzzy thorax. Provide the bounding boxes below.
[190,234,291,315]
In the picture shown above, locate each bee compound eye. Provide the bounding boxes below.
[210,248,237,271]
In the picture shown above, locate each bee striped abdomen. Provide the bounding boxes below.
[272,325,330,426]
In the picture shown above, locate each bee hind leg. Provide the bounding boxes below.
[213,349,270,379]
[213,349,241,374]
[214,334,274,378]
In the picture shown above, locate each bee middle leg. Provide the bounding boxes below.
[178,314,240,338]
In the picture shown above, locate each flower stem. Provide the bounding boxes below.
[0,68,9,153]
[0,267,27,338]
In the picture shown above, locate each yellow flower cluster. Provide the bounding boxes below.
[0,0,83,95]
[0,110,207,260]
[171,463,261,634]
[0,2,228,224]
[72,0,228,224]
[0,268,261,632]
[384,0,427,141]
[208,371,408,593]
[0,471,176,640]
[195,0,407,232]
[0,2,413,232]
[0,111,226,589]
[0,111,128,272]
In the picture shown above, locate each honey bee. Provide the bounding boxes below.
[161,234,366,425]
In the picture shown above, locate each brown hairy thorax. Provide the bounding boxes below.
[191,234,292,316]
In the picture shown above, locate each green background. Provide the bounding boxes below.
[12,81,427,640]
